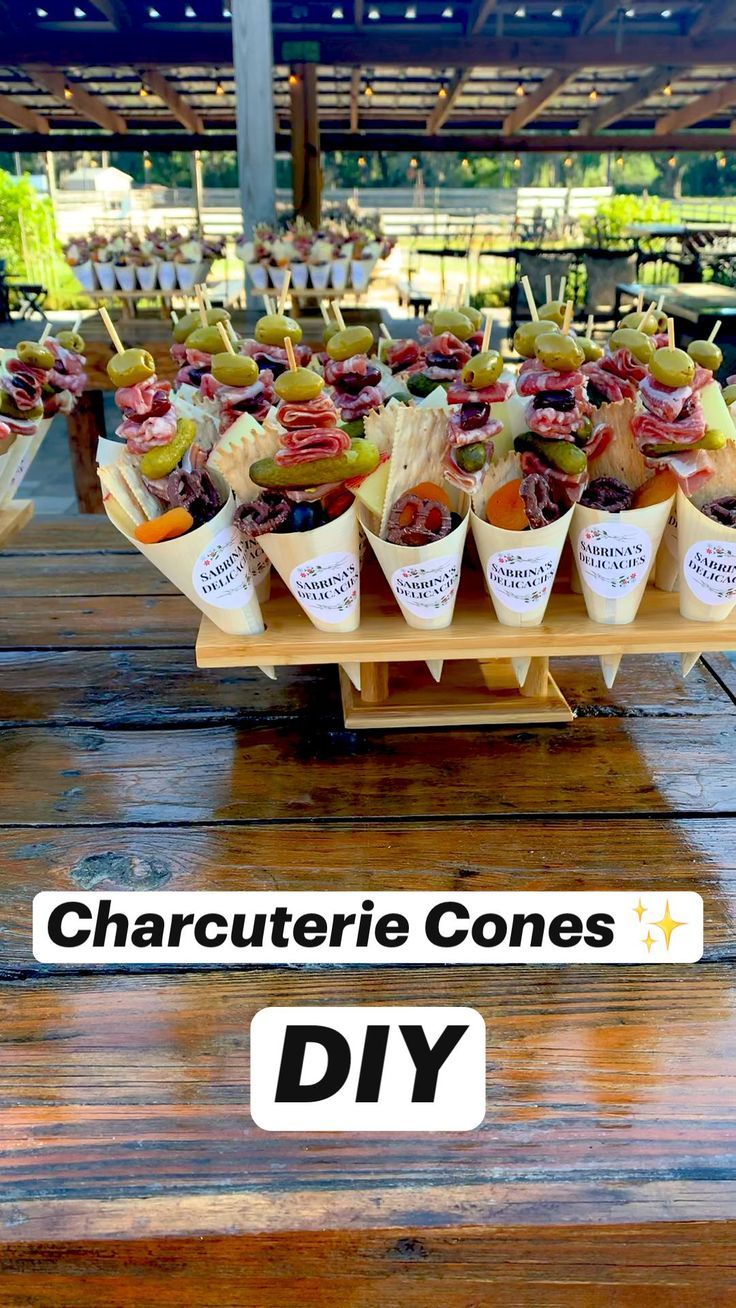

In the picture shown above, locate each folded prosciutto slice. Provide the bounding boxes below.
[638,375,692,424]
[517,359,586,399]
[446,380,511,405]
[115,377,172,416]
[275,427,351,465]
[447,411,503,448]
[526,403,586,439]
[601,348,648,385]
[333,384,384,420]
[582,362,636,404]
[118,409,178,454]
[631,398,707,450]
[385,339,421,373]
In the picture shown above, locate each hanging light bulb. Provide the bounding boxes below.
[441,5,453,15]
[513,155,522,169]
[144,152,153,170]
[405,3,417,14]
[215,79,225,96]
[288,70,299,86]
[616,155,624,166]
[184,4,196,16]
[36,5,48,13]
[564,155,573,167]
[358,155,367,166]
[438,81,448,99]
[461,156,470,168]
[367,5,380,17]
[148,5,160,15]
[589,87,598,101]
[63,83,73,100]
[139,82,149,97]
[331,5,344,15]
[73,6,85,16]
[515,80,526,98]
[718,154,727,168]
[410,156,418,167]
[668,154,677,167]
[364,79,374,97]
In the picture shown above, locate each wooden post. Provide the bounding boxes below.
[290,62,322,228]
[360,662,389,704]
[520,656,549,699]
[67,390,106,514]
[190,149,204,235]
[232,0,276,238]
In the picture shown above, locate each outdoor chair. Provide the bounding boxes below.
[581,250,637,330]
[509,249,578,335]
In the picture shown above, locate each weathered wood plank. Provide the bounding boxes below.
[1,966,735,1239]
[4,516,130,554]
[0,595,200,647]
[0,818,732,973]
[0,551,174,597]
[1,715,735,825]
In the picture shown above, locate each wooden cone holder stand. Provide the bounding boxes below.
[0,500,33,549]
[197,557,736,729]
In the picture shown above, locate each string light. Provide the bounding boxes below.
[668,154,677,167]
[367,5,380,17]
[441,5,453,15]
[144,155,153,171]
[661,8,672,16]
[564,155,573,167]
[410,156,418,166]
[222,2,231,14]
[552,5,562,14]
[364,79,374,96]
[288,70,299,86]
[73,6,85,15]
[589,87,599,101]
[461,156,470,168]
[625,6,635,14]
[358,155,367,166]
[515,5,525,15]
[215,79,226,96]
[515,81,526,97]
[35,6,48,14]
[513,155,522,168]
[331,4,344,14]
[718,154,727,168]
[139,82,148,97]
[663,82,673,96]
[405,3,416,14]
[616,155,624,166]
[63,83,73,100]
[184,4,196,16]
[148,5,160,15]
[438,81,448,99]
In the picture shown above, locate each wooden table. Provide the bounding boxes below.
[2,515,736,1304]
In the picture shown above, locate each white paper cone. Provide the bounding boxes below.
[290,261,308,290]
[309,264,331,291]
[330,258,349,290]
[242,535,271,603]
[426,659,444,682]
[137,263,158,292]
[512,657,531,688]
[101,474,265,637]
[655,504,679,592]
[259,502,361,632]
[600,655,622,689]
[268,265,288,291]
[681,652,700,678]
[176,263,199,291]
[197,260,213,284]
[361,505,468,630]
[157,261,177,292]
[247,262,269,291]
[341,662,361,691]
[677,488,736,623]
[351,258,376,290]
[115,264,136,292]
[95,262,116,292]
[572,497,673,625]
[74,260,96,291]
[471,505,572,627]
[96,435,124,467]
[0,418,52,508]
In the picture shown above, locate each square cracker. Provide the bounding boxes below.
[590,399,649,488]
[364,405,399,457]
[379,407,448,538]
[207,411,282,503]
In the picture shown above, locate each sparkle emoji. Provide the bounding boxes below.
[633,898,646,922]
[642,930,657,954]
[651,899,686,951]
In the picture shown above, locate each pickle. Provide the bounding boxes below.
[645,428,726,456]
[250,438,379,489]
[515,432,587,475]
[407,372,448,397]
[139,418,197,479]
[0,392,43,421]
[341,418,365,439]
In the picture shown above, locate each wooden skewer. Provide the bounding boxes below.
[586,313,594,337]
[640,299,658,333]
[170,309,179,326]
[319,299,332,325]
[262,294,275,315]
[636,291,644,313]
[99,306,124,354]
[544,274,552,302]
[277,268,291,317]
[558,276,566,301]
[561,300,574,336]
[39,323,51,343]
[72,315,83,333]
[481,310,492,353]
[202,287,213,311]
[333,302,346,330]
[657,293,665,312]
[667,317,676,349]
[217,322,235,354]
[195,285,208,327]
[284,336,298,371]
[708,319,722,343]
[379,323,392,340]
[455,281,465,308]
[521,275,538,320]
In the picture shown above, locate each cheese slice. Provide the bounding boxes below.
[354,458,390,518]
[700,379,736,439]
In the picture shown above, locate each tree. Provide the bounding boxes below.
[0,169,55,274]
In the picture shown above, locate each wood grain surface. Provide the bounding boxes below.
[1,516,735,1304]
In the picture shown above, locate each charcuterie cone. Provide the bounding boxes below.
[572,498,672,625]
[677,488,736,623]
[341,662,361,690]
[512,657,531,688]
[0,417,52,508]
[599,655,622,689]
[471,504,573,627]
[259,500,361,632]
[426,660,444,683]
[681,652,700,678]
[361,505,468,631]
[654,505,679,592]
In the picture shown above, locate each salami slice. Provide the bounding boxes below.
[275,427,352,465]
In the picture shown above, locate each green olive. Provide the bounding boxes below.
[255,313,303,347]
[722,384,736,405]
[688,339,723,373]
[274,367,325,402]
[185,324,234,356]
[609,328,655,365]
[172,308,230,344]
[513,319,559,359]
[429,309,474,341]
[461,349,503,388]
[534,331,584,372]
[577,335,603,362]
[323,321,340,345]
[458,305,483,330]
[17,341,55,370]
[210,352,259,386]
[55,330,85,353]
[650,346,695,389]
[619,311,658,336]
[326,325,374,361]
[538,300,566,327]
[455,442,487,473]
[107,347,156,387]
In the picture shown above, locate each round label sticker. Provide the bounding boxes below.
[575,521,652,598]
[683,538,736,606]
[663,509,678,560]
[391,554,460,617]
[487,545,557,612]
[242,536,270,587]
[192,526,255,610]
[289,550,359,622]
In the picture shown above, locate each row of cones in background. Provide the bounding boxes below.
[0,319,81,510]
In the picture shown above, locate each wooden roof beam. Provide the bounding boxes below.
[655,79,736,133]
[689,0,736,38]
[427,68,472,132]
[579,0,623,34]
[579,66,677,133]
[22,65,127,133]
[0,93,49,134]
[138,68,204,134]
[501,67,580,135]
[88,0,132,28]
[467,0,498,36]
[354,0,364,24]
[350,67,360,132]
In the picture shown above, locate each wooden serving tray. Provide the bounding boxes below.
[196,561,736,729]
[0,499,33,549]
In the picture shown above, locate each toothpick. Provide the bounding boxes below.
[708,319,722,343]
[195,285,208,327]
[521,275,538,320]
[217,322,235,354]
[657,294,665,312]
[558,276,566,301]
[379,323,392,340]
[284,336,298,371]
[333,302,346,330]
[636,291,644,313]
[319,299,332,325]
[202,287,213,311]
[481,310,492,353]
[99,306,124,354]
[39,323,51,343]
[586,313,594,338]
[262,294,275,314]
[170,309,179,326]
[545,274,552,302]
[561,300,574,336]
[277,268,291,317]
[455,281,465,308]
[667,318,676,349]
[72,315,83,333]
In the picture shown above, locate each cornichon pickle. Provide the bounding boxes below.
[17,341,55,370]
[515,432,587,475]
[326,325,374,361]
[139,419,198,479]
[646,428,726,456]
[255,313,303,346]
[107,347,156,387]
[172,308,230,344]
[407,372,448,397]
[274,367,324,402]
[341,417,365,439]
[0,392,42,421]
[250,438,379,488]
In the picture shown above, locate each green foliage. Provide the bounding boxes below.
[471,283,509,309]
[0,170,55,274]
[580,193,676,247]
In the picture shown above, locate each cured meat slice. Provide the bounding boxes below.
[275,426,351,465]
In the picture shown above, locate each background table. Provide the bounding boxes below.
[2,516,736,1303]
